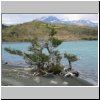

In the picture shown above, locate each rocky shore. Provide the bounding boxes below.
[2,64,93,86]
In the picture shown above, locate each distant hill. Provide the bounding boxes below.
[2,20,98,42]
[36,16,98,28]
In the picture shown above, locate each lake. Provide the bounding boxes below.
[2,41,98,85]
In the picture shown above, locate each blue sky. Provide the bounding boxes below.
[2,14,98,25]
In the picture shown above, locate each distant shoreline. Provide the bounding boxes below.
[2,64,94,86]
[2,40,98,43]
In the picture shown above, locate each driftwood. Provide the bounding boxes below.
[60,68,79,77]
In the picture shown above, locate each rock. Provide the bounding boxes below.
[62,81,68,85]
[64,68,69,72]
[24,68,32,71]
[43,73,54,78]
[64,72,76,77]
[34,77,40,83]
[72,71,79,77]
[63,70,79,77]
[5,62,8,64]
[18,74,29,78]
[50,80,58,85]
[17,71,32,78]
[13,70,17,72]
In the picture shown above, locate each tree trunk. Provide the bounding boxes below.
[69,61,72,70]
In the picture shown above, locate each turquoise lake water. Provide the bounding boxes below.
[2,41,98,85]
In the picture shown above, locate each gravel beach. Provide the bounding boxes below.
[1,64,93,86]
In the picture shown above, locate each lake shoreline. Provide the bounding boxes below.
[2,39,98,43]
[2,64,94,86]
[2,41,98,86]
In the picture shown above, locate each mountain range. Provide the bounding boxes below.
[36,16,98,27]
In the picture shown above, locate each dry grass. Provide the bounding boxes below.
[2,21,98,42]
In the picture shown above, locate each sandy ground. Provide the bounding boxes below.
[1,64,93,86]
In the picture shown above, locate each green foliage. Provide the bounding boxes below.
[5,47,49,68]
[49,64,64,74]
[64,53,79,70]
[81,37,97,40]
[46,24,57,36]
[4,48,22,56]
[50,38,62,47]
[50,27,57,36]
[30,37,40,48]
[64,53,78,62]
[11,31,16,35]
[2,21,98,42]
[25,53,49,63]
[38,53,49,62]
[24,53,49,69]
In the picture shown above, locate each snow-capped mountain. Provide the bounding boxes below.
[35,16,98,27]
[67,20,98,27]
[37,16,64,24]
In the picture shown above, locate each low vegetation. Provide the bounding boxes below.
[2,21,98,42]
[64,53,78,70]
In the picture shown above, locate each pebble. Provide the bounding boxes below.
[13,70,17,72]
[50,80,58,84]
[18,75,29,78]
[62,81,68,85]
[34,77,40,83]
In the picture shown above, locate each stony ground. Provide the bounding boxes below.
[1,64,93,86]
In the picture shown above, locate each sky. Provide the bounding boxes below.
[2,14,98,25]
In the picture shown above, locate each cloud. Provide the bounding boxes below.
[2,14,98,25]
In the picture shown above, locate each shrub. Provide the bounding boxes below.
[49,64,64,75]
[50,38,62,47]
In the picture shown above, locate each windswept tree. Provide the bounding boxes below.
[64,53,79,70]
[46,24,62,65]
[5,45,49,70]
[5,24,63,75]
[5,23,80,76]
